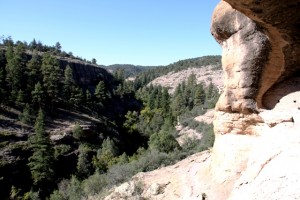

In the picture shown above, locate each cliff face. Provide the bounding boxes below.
[211,0,300,199]
[211,0,300,135]
[58,58,113,89]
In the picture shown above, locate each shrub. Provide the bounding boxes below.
[54,144,72,158]
[49,190,64,200]
[77,144,94,179]
[82,173,108,195]
[72,123,83,139]
[149,131,180,153]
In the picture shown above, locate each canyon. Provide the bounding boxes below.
[102,1,300,199]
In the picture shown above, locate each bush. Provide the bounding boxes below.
[72,123,84,139]
[50,176,85,200]
[49,190,64,200]
[106,163,137,186]
[82,173,108,195]
[54,144,72,158]
[149,131,180,153]
[135,150,171,172]
[188,120,199,129]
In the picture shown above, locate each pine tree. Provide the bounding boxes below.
[16,89,25,106]
[70,87,84,106]
[28,109,54,188]
[187,73,196,89]
[161,88,171,116]
[94,81,107,103]
[63,65,75,100]
[41,53,61,109]
[5,43,27,100]
[91,58,97,65]
[0,50,7,103]
[55,42,61,54]
[194,84,206,106]
[85,90,92,103]
[31,82,44,108]
[76,145,93,179]
[19,104,32,124]
[94,138,118,172]
[26,51,41,91]
[171,89,185,118]
[30,38,37,50]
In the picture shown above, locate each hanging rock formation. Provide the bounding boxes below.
[211,0,300,199]
[211,0,300,135]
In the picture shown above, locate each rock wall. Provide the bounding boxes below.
[211,0,300,135]
[210,0,300,199]
[58,58,113,90]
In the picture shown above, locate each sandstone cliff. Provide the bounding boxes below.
[102,1,300,199]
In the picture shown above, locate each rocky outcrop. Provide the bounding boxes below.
[211,0,300,114]
[211,0,300,135]
[210,0,300,199]
[149,66,224,94]
[59,58,113,90]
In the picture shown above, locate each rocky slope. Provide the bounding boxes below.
[102,1,300,199]
[149,65,224,93]
[149,65,223,94]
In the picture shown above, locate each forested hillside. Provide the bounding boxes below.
[0,37,220,199]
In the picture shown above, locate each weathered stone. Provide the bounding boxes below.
[211,0,300,135]
[211,1,270,114]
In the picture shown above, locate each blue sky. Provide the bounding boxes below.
[0,0,221,66]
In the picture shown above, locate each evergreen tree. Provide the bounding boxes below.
[171,90,185,118]
[94,138,118,172]
[41,53,61,109]
[114,69,124,81]
[16,89,25,106]
[0,66,5,103]
[19,103,32,124]
[91,58,97,65]
[70,87,84,106]
[63,65,75,100]
[63,65,84,106]
[55,42,61,53]
[30,38,37,50]
[161,88,171,115]
[94,81,107,103]
[31,82,44,108]
[154,86,162,109]
[28,109,54,193]
[26,50,41,91]
[194,84,206,106]
[149,130,180,153]
[76,145,93,179]
[5,44,27,100]
[85,90,92,103]
[0,50,7,103]
[187,73,196,89]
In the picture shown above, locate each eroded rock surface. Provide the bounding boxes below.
[211,0,300,135]
[210,0,300,199]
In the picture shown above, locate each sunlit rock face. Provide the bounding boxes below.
[211,0,300,135]
[210,1,300,199]
[211,1,270,114]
